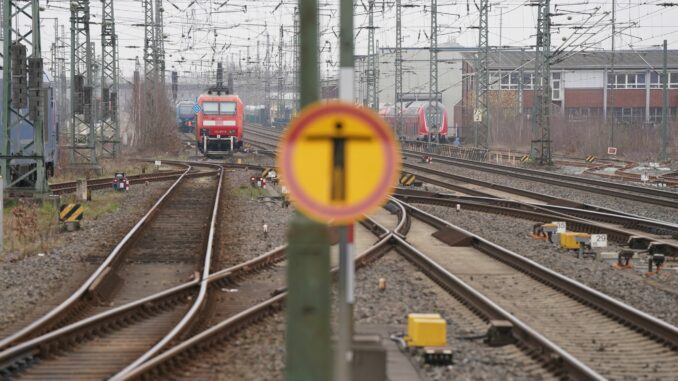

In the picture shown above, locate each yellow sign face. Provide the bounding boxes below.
[276,101,401,224]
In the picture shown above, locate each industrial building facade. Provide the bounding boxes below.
[458,50,678,138]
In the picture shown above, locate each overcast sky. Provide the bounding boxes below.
[27,1,678,80]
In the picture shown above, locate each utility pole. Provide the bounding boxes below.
[394,0,403,136]
[70,0,98,166]
[474,0,490,149]
[375,40,380,110]
[265,32,271,126]
[609,0,616,147]
[100,0,120,158]
[133,57,141,145]
[59,25,68,132]
[660,39,668,162]
[530,0,552,165]
[429,0,439,142]
[171,70,178,102]
[285,0,330,380]
[2,0,49,193]
[278,24,285,122]
[292,7,299,113]
[366,0,376,109]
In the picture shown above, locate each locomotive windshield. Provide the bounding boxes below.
[203,102,220,115]
[220,102,236,115]
[202,101,237,115]
[178,104,193,116]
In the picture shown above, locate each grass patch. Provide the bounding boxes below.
[2,190,128,260]
[233,186,268,198]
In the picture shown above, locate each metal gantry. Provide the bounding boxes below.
[530,0,552,164]
[474,0,490,149]
[100,0,120,158]
[366,0,376,109]
[394,0,403,136]
[70,0,97,165]
[1,0,49,193]
[428,0,440,141]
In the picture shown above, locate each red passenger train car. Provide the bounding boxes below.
[379,101,448,142]
[196,94,244,154]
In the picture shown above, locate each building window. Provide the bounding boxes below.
[552,72,562,100]
[612,107,645,124]
[608,72,646,89]
[649,72,678,89]
[671,73,678,88]
[498,72,520,90]
[522,73,533,89]
[649,107,677,123]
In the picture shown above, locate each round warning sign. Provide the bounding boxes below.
[276,101,401,224]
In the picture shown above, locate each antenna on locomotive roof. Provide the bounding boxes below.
[207,61,231,95]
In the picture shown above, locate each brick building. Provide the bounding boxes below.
[458,50,678,139]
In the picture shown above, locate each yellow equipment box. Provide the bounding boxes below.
[559,232,591,250]
[406,313,447,347]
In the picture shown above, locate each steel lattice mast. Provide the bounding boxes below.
[100,0,120,158]
[292,7,299,113]
[428,0,439,142]
[143,0,156,84]
[474,0,490,149]
[366,0,376,109]
[1,0,49,193]
[154,0,165,85]
[70,0,97,165]
[394,0,403,136]
[530,0,552,164]
[278,24,285,121]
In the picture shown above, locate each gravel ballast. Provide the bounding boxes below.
[421,160,678,223]
[417,204,678,326]
[180,252,551,380]
[0,181,169,334]
[215,169,292,268]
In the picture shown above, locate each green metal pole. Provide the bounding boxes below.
[285,1,331,381]
[660,40,668,162]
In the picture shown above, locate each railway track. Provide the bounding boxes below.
[49,162,197,195]
[394,200,678,380]
[0,161,224,380]
[246,125,678,208]
[102,214,396,380]
[117,197,678,380]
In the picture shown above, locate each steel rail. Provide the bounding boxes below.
[0,163,196,351]
[399,200,678,347]
[402,150,678,202]
[395,188,678,237]
[115,216,395,380]
[0,244,288,375]
[112,162,224,377]
[390,235,606,380]
[403,160,678,208]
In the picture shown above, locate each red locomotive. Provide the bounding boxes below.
[379,101,449,142]
[196,63,244,155]
[196,94,244,154]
